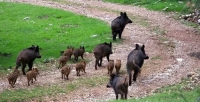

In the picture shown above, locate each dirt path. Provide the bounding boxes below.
[2,0,200,101]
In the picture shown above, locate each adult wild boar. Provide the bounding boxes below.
[16,45,41,75]
[107,74,128,100]
[126,44,149,86]
[111,12,132,41]
[93,42,113,70]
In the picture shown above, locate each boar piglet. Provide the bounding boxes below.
[7,68,20,88]
[126,44,149,86]
[15,45,41,75]
[107,60,114,75]
[61,65,71,80]
[107,74,128,100]
[58,56,69,69]
[115,60,121,74]
[93,42,113,70]
[26,68,39,86]
[63,46,74,59]
[75,60,86,76]
[73,46,85,61]
[111,12,132,41]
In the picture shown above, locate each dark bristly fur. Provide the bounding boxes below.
[107,74,128,100]
[7,68,20,88]
[111,12,132,41]
[93,42,113,70]
[15,45,41,75]
[126,44,149,86]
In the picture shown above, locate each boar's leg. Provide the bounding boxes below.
[106,56,110,62]
[28,62,33,72]
[22,63,27,75]
[66,74,69,80]
[112,31,117,41]
[118,30,123,39]
[128,71,132,86]
[125,93,127,99]
[115,94,119,100]
[81,55,84,60]
[121,94,124,99]
[133,65,140,81]
[95,59,98,70]
[99,58,103,66]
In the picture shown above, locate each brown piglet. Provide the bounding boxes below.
[115,60,121,74]
[61,65,71,80]
[107,60,114,75]
[7,68,20,88]
[75,60,86,76]
[58,56,69,69]
[26,68,39,86]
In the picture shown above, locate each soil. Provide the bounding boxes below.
[1,0,200,101]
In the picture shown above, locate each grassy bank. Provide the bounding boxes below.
[0,2,111,70]
[103,0,189,13]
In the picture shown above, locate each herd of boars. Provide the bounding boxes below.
[7,12,149,100]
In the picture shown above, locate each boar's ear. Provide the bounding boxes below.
[141,45,145,51]
[120,12,123,16]
[83,46,85,50]
[110,73,116,80]
[135,44,140,50]
[124,12,127,16]
[35,46,39,51]
[28,45,35,50]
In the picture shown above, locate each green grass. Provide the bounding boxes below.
[0,76,108,101]
[0,2,111,70]
[103,0,189,13]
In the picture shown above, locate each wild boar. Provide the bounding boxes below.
[15,45,41,75]
[58,56,69,69]
[26,68,39,86]
[73,46,85,61]
[107,60,114,75]
[126,44,149,86]
[93,42,113,70]
[63,46,74,59]
[7,68,20,88]
[111,12,132,41]
[75,60,86,76]
[107,74,128,100]
[61,65,71,80]
[115,60,121,74]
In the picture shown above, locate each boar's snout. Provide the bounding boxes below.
[144,55,149,59]
[106,84,111,88]
[111,51,113,54]
[128,19,132,23]
[37,55,41,58]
